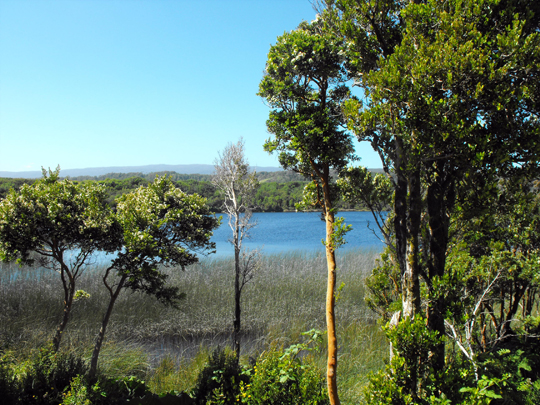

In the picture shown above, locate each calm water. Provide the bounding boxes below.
[0,212,385,279]
[212,211,385,257]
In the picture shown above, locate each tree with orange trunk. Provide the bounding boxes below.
[258,19,355,405]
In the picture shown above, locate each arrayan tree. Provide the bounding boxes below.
[323,0,540,400]
[212,138,260,358]
[0,168,120,351]
[258,19,355,405]
[89,176,219,377]
[0,170,219,378]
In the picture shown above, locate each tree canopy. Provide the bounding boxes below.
[0,168,120,350]
[89,176,219,376]
[322,0,540,400]
[259,19,355,405]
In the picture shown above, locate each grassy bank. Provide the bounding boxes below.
[0,248,387,403]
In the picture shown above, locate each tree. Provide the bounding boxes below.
[0,167,120,351]
[258,19,355,405]
[212,138,260,358]
[323,0,540,399]
[89,176,219,377]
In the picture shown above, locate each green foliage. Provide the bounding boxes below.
[338,166,393,214]
[258,19,355,178]
[0,352,20,405]
[0,178,34,200]
[62,375,92,405]
[191,347,246,405]
[6,346,89,405]
[0,167,119,265]
[364,247,401,322]
[239,335,329,405]
[113,176,219,304]
[0,168,121,350]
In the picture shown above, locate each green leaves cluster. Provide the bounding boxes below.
[0,168,119,265]
[238,331,328,405]
[0,171,219,366]
[258,19,355,178]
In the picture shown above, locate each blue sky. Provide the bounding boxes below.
[0,0,381,173]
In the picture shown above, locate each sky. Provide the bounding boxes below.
[0,0,381,173]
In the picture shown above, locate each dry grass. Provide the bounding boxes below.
[0,248,386,403]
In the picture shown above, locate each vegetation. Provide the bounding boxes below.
[321,0,540,402]
[1,1,539,404]
[0,167,119,352]
[0,170,380,212]
[0,250,383,404]
[88,175,219,377]
[213,139,260,358]
[258,17,356,405]
[0,171,219,383]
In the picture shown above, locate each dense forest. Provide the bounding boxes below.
[0,170,377,212]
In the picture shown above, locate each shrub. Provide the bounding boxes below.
[239,331,328,405]
[191,347,246,405]
[17,346,89,405]
[0,353,19,405]
[62,375,92,405]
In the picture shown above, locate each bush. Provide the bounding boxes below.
[239,332,328,405]
[16,346,89,405]
[0,353,19,405]
[191,347,246,405]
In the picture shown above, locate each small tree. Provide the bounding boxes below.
[0,167,120,351]
[212,138,260,358]
[258,20,355,405]
[89,176,219,377]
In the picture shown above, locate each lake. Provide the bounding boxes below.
[212,211,385,257]
[0,211,385,278]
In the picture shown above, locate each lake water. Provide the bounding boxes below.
[212,211,385,257]
[0,211,385,278]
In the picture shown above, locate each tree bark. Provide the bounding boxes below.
[427,176,450,370]
[233,242,241,359]
[321,169,340,405]
[53,266,75,351]
[89,275,126,378]
[403,168,422,318]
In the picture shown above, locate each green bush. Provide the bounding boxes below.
[0,353,19,405]
[239,333,328,405]
[16,346,89,405]
[191,347,246,405]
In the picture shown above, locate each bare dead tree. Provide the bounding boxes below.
[212,138,260,358]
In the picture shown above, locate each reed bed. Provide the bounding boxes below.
[0,248,387,403]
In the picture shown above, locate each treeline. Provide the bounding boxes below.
[66,170,315,183]
[0,171,373,212]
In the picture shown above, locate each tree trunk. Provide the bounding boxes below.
[325,213,340,405]
[427,177,450,370]
[322,170,340,405]
[89,276,126,378]
[403,168,422,319]
[233,243,241,359]
[53,275,75,351]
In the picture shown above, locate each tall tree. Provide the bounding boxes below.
[0,167,120,351]
[323,0,540,397]
[212,138,260,358]
[89,176,219,377]
[258,20,355,405]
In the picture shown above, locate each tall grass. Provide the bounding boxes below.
[0,248,386,403]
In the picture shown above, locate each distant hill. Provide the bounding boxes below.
[0,164,384,179]
[0,164,284,179]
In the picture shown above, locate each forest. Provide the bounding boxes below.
[0,170,375,212]
[1,0,540,404]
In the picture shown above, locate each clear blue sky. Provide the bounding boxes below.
[0,0,381,173]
